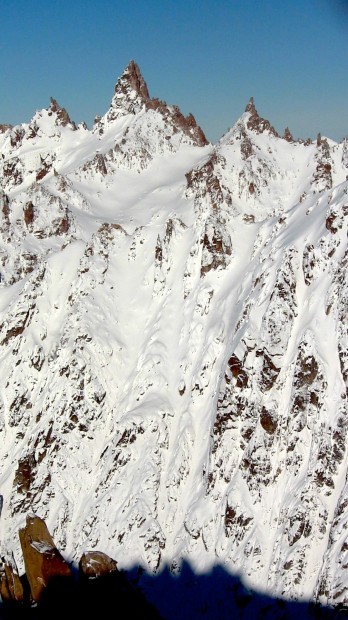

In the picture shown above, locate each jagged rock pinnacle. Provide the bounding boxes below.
[101,60,151,125]
[244,96,279,137]
[283,127,294,142]
[97,60,208,146]
[48,97,74,128]
[49,97,63,112]
[115,60,150,100]
[245,97,257,115]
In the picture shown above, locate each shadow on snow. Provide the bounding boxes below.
[0,560,347,619]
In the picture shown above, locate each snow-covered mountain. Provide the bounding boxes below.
[0,60,347,614]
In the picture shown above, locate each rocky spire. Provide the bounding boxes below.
[48,97,76,129]
[115,59,150,101]
[19,514,73,603]
[245,97,257,115]
[244,97,279,137]
[283,127,294,142]
[96,60,208,146]
[104,60,150,124]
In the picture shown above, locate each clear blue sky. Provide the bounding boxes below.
[1,0,347,142]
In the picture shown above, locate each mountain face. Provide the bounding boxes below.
[0,61,347,614]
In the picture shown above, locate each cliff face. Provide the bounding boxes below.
[0,62,347,614]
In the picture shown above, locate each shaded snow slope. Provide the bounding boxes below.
[0,62,347,612]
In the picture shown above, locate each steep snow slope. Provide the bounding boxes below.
[0,61,347,612]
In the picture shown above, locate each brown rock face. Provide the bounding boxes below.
[19,514,72,603]
[146,98,208,146]
[102,60,151,125]
[245,96,258,116]
[0,556,24,604]
[79,551,118,579]
[23,201,35,228]
[106,61,208,147]
[49,97,75,128]
[260,408,278,434]
[1,191,10,230]
[170,108,208,147]
[228,354,248,388]
[283,127,294,142]
[120,59,150,100]
[245,97,279,137]
[14,453,36,496]
[0,517,160,616]
[0,124,12,134]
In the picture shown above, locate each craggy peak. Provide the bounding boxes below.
[0,62,347,619]
[118,59,150,100]
[245,96,257,114]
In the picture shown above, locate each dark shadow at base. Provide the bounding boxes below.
[136,562,348,620]
[0,561,347,619]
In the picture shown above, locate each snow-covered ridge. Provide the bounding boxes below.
[0,61,347,616]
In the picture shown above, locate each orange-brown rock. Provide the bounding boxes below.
[19,514,72,603]
[78,550,160,618]
[0,564,24,603]
[79,550,118,579]
[0,555,24,604]
[0,570,11,603]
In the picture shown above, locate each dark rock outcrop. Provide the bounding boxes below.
[0,516,160,618]
[48,98,75,129]
[283,127,294,142]
[245,97,279,137]
[18,514,72,603]
[0,556,24,604]
[100,60,208,146]
[117,59,150,101]
[79,550,118,578]
[0,124,12,134]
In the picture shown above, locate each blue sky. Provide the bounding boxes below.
[1,0,347,142]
